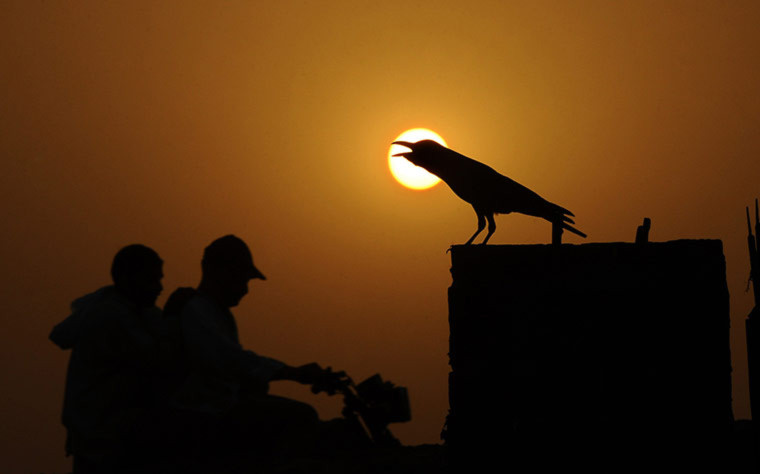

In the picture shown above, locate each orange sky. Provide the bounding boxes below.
[2,1,760,472]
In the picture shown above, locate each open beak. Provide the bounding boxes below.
[391,141,415,158]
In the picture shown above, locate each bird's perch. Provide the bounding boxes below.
[636,217,652,244]
[551,221,563,245]
[446,241,730,472]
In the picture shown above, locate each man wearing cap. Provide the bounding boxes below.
[166,235,331,455]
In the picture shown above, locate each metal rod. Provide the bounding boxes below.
[749,202,760,307]
[748,206,753,236]
[755,198,760,246]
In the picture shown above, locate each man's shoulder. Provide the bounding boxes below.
[164,287,199,318]
[173,291,230,329]
[181,292,224,317]
[84,289,135,322]
[74,289,145,340]
[177,291,234,336]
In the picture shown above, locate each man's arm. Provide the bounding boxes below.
[181,296,284,382]
[270,362,325,384]
[180,296,341,389]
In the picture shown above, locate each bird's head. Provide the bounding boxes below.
[391,139,446,169]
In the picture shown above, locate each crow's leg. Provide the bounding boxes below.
[464,211,486,245]
[481,214,496,244]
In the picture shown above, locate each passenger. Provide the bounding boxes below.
[50,244,164,473]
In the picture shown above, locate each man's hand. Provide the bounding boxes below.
[310,366,349,395]
[293,362,325,385]
[273,363,349,394]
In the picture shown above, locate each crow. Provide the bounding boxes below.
[392,139,587,244]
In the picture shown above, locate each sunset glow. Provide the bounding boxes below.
[5,3,760,471]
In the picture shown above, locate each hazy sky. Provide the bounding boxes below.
[2,1,760,471]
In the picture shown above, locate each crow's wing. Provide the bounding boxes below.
[490,172,586,236]
[431,152,503,206]
[482,171,548,215]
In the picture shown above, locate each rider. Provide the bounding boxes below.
[164,235,343,455]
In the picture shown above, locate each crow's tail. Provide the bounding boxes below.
[557,205,587,238]
[562,223,587,238]
[525,200,588,239]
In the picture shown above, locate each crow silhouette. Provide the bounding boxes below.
[392,139,587,244]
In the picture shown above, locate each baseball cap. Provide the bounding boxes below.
[202,235,266,280]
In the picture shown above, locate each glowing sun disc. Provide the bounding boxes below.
[389,128,447,190]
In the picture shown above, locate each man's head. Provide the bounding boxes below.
[111,244,163,308]
[200,235,265,307]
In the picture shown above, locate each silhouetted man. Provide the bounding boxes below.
[50,244,164,473]
[165,235,333,457]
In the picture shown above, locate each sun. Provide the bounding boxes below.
[389,128,447,190]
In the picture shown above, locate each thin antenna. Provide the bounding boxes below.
[749,206,754,236]
[750,200,760,307]
[747,204,757,274]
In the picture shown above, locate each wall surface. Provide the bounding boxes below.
[446,241,731,471]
